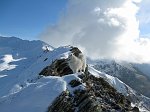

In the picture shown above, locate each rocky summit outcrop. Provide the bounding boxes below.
[39,47,87,76]
[39,47,139,112]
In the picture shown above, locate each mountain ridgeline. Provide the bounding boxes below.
[0,37,150,112]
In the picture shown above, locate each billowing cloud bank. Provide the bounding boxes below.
[40,0,150,63]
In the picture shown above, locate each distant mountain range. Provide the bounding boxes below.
[90,59,150,98]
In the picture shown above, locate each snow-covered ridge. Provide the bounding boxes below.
[88,66,150,111]
[0,37,150,112]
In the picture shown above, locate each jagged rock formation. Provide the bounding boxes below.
[47,73,139,112]
[39,47,139,112]
[39,58,73,76]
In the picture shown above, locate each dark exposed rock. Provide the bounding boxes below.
[39,58,73,76]
[47,72,138,112]
[44,58,48,61]
[47,91,75,112]
[69,79,82,87]
[132,107,139,112]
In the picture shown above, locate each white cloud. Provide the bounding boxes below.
[39,0,150,63]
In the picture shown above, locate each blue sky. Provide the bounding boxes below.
[138,0,150,37]
[0,0,67,40]
[0,0,150,40]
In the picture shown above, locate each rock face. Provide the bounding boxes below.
[47,73,139,112]
[39,58,73,76]
[39,47,139,112]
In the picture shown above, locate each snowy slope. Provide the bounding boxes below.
[0,36,53,98]
[0,37,150,112]
[0,37,58,112]
[0,37,82,112]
